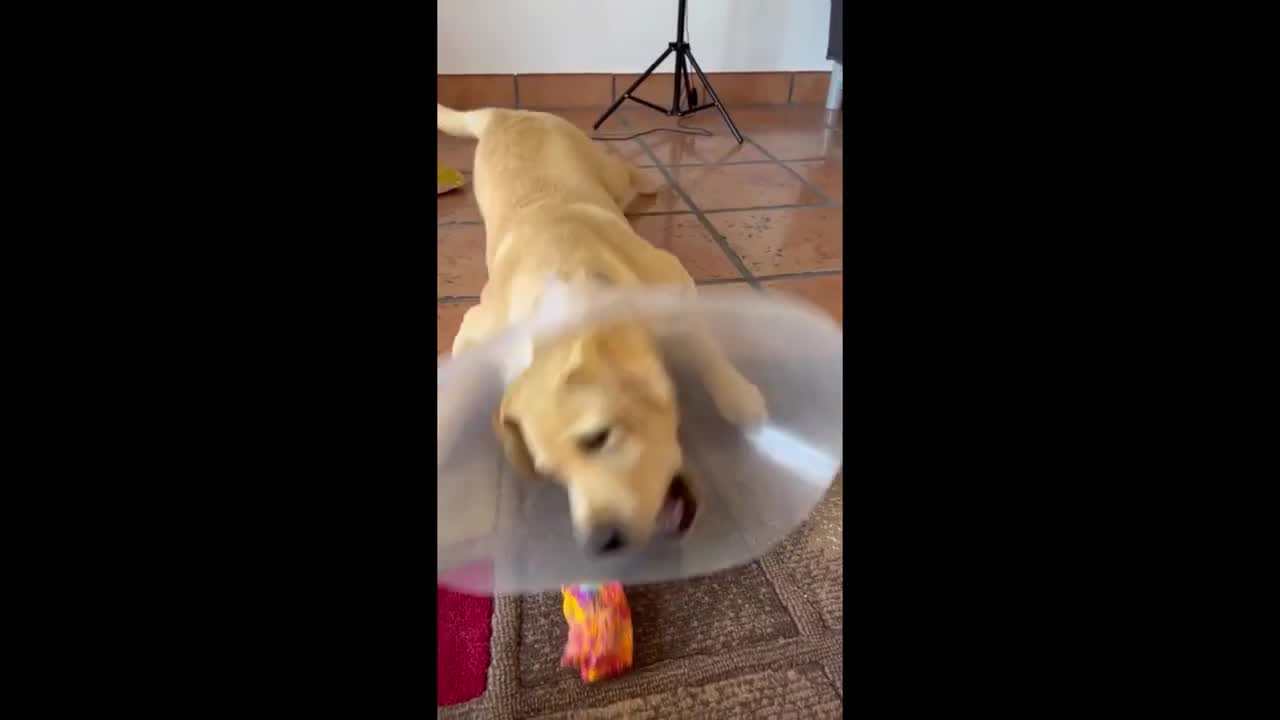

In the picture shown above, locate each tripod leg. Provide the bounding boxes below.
[683,50,745,144]
[672,49,686,115]
[594,46,676,130]
[681,57,696,108]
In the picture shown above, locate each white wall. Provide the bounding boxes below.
[438,0,832,74]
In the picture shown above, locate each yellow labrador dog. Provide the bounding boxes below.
[438,104,765,555]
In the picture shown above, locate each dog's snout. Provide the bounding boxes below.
[582,525,627,555]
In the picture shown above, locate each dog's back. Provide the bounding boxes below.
[438,104,654,244]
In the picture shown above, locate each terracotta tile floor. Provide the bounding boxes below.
[437,104,843,355]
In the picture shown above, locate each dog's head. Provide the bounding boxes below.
[495,324,697,555]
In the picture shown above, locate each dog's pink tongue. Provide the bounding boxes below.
[657,496,684,535]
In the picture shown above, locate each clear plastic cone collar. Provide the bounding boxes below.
[438,282,842,595]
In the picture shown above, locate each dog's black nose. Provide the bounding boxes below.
[583,526,627,555]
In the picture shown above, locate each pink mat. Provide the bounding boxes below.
[437,584,494,706]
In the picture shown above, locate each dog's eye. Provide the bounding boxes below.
[578,428,611,453]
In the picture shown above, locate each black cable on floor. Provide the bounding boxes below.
[592,118,713,142]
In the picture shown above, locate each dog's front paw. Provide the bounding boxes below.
[714,379,768,427]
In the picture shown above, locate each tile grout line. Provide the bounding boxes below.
[635,136,762,290]
[744,135,838,207]
[701,201,829,214]
[627,201,829,218]
[754,269,843,283]
[695,269,843,287]
[638,128,837,208]
[435,270,839,305]
[695,277,757,287]
[625,209,698,217]
[637,157,834,169]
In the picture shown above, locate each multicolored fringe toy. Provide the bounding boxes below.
[560,582,633,682]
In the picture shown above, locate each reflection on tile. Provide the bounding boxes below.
[786,160,843,205]
[675,106,834,132]
[610,109,756,165]
[668,164,821,211]
[437,182,481,223]
[753,106,840,129]
[616,108,713,130]
[613,107,751,142]
[710,207,842,276]
[642,131,769,165]
[749,127,842,161]
[437,301,477,356]
[765,274,844,325]
[630,214,740,281]
[437,224,488,297]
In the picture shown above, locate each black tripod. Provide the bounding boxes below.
[592,0,744,144]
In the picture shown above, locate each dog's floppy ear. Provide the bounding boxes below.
[565,332,675,410]
[494,388,537,477]
[558,335,599,387]
[619,360,675,411]
[605,337,675,410]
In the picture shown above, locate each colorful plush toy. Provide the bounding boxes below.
[560,582,633,682]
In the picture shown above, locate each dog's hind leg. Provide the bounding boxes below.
[590,143,665,212]
[629,164,663,196]
[614,162,666,212]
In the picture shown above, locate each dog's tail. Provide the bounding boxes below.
[437,104,494,140]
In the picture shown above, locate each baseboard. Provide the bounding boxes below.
[437,71,832,110]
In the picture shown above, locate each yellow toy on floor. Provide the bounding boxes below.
[437,163,465,195]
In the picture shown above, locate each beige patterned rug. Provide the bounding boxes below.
[440,475,843,719]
